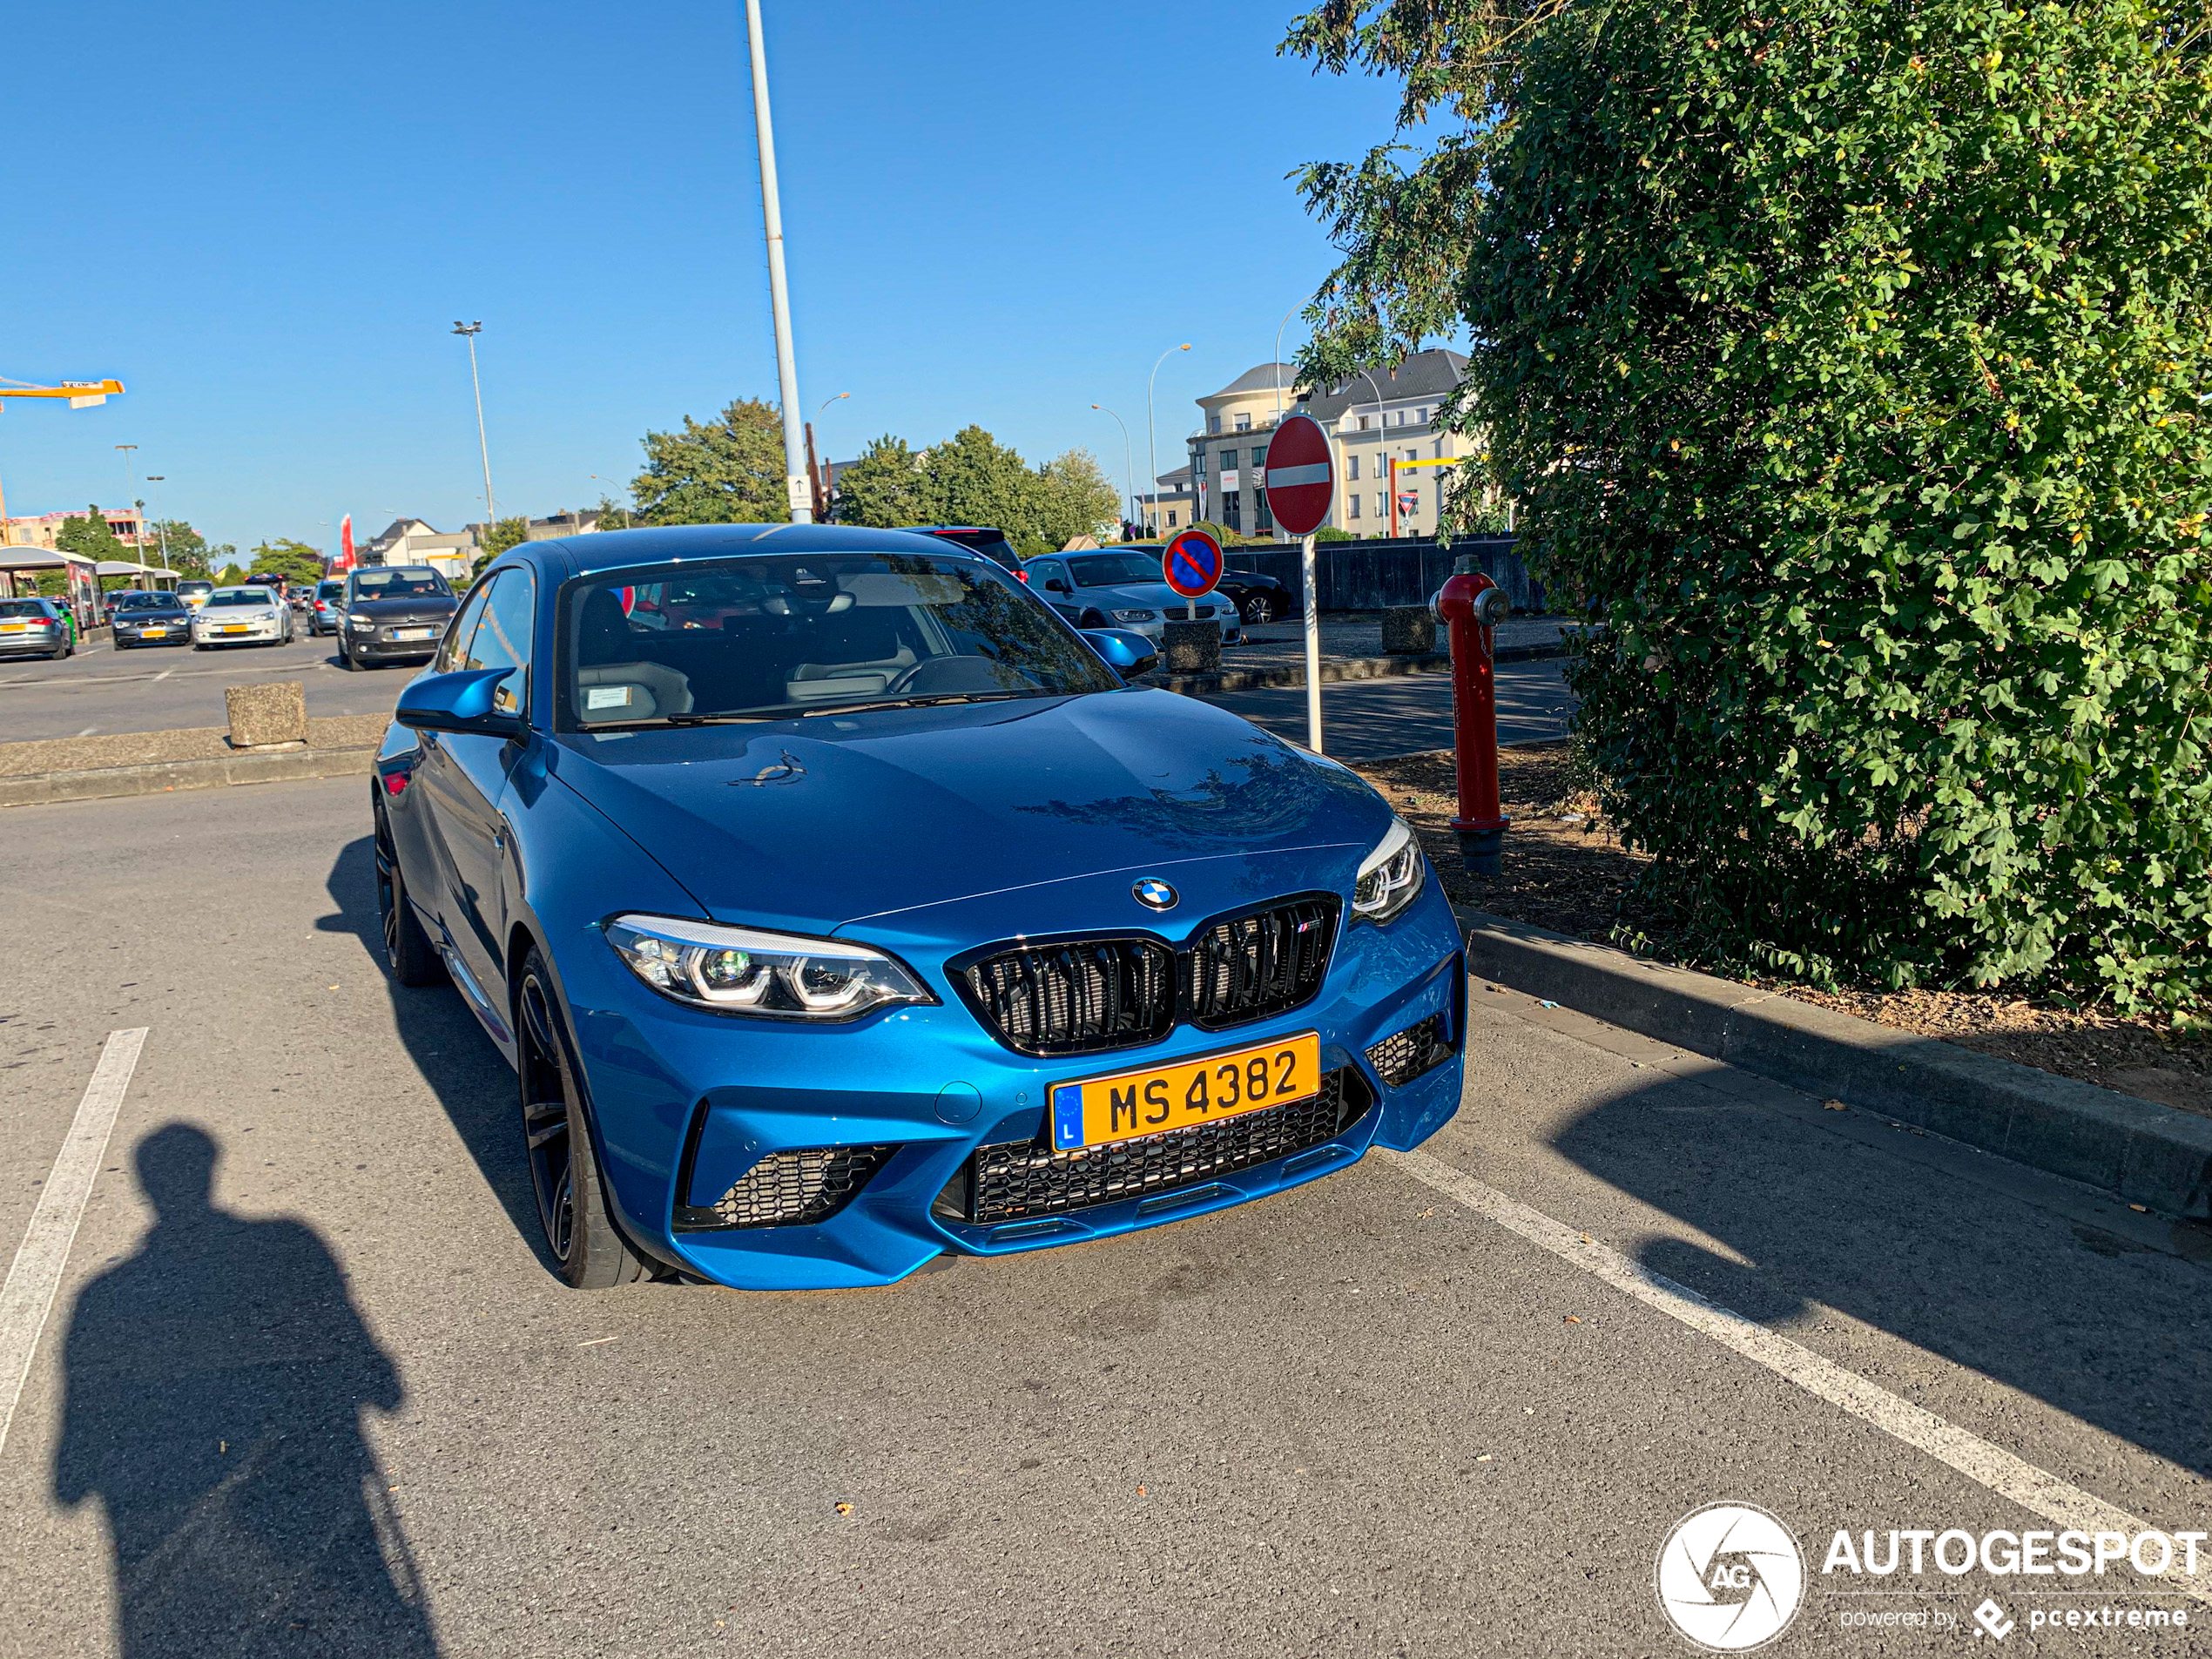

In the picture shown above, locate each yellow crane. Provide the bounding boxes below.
[0,377,128,547]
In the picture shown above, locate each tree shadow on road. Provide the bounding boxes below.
[316,832,552,1271]
[1551,1078,2212,1480]
[52,1123,442,1659]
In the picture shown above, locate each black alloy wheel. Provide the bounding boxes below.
[374,802,445,988]
[516,948,649,1290]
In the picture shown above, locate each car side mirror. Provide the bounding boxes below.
[1044,578,1069,593]
[1082,629,1159,680]
[395,667,524,738]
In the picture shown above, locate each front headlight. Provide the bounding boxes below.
[347,612,374,627]
[1111,608,1158,623]
[604,914,936,1020]
[1352,818,1426,924]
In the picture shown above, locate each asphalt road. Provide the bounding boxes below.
[0,779,2205,1658]
[0,624,417,740]
[1209,660,1573,759]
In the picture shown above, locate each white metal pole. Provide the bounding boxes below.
[1146,343,1189,536]
[1090,404,1136,536]
[744,0,812,523]
[465,333,496,528]
[1301,530,1322,752]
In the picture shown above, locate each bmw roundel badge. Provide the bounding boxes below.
[1132,878,1177,911]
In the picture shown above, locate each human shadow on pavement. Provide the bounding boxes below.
[1551,1077,2212,1480]
[52,1123,441,1659]
[316,833,551,1270]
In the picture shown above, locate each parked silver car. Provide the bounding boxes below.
[191,585,293,649]
[1022,549,1243,648]
[0,597,73,659]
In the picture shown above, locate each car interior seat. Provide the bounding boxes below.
[575,589,696,723]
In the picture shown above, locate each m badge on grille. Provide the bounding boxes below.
[1132,879,1177,911]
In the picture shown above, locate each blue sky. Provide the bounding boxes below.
[2,0,1421,556]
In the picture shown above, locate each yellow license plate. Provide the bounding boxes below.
[1050,1031,1322,1151]
[140,627,168,636]
[218,624,246,633]
[0,624,23,633]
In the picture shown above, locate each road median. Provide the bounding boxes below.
[0,743,376,808]
[1454,906,2212,1220]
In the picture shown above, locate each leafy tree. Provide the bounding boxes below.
[922,426,1049,552]
[630,397,788,524]
[1291,0,2212,1009]
[590,496,638,532]
[831,435,934,528]
[217,563,246,586]
[481,516,529,559]
[55,506,125,564]
[1035,448,1123,551]
[247,539,326,586]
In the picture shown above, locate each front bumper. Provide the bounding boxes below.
[116,624,192,645]
[347,624,442,658]
[194,620,284,644]
[557,874,1465,1291]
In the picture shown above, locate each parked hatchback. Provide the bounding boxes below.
[309,578,347,636]
[0,597,73,660]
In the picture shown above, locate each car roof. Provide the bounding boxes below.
[907,524,1009,536]
[554,522,967,579]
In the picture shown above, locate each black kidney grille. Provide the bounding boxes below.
[961,1067,1371,1225]
[959,897,1339,1058]
[962,938,1177,1057]
[675,1144,898,1231]
[1364,1012,1455,1088]
[1183,898,1337,1029]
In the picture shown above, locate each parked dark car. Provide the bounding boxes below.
[0,597,72,659]
[111,590,194,649]
[1218,570,1300,625]
[906,526,1026,577]
[308,577,347,636]
[341,565,457,670]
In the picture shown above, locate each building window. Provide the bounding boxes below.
[1224,492,1243,532]
[1405,449,1419,465]
[1220,448,1238,470]
[1375,492,1386,518]
[1208,415,1221,435]
[1435,441,1445,459]
[1357,415,1370,430]
[1167,510,1178,528]
[1193,452,1206,476]
[1348,492,1361,520]
[1234,413,1251,431]
[1418,407,1428,423]
[1347,453,1360,481]
[1256,487,1274,532]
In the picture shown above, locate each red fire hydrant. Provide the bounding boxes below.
[1434,557,1512,875]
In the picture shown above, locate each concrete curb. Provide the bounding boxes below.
[1454,907,2212,1220]
[1158,640,1564,695]
[0,745,377,808]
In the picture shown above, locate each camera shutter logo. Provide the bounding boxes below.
[1655,1502,1805,1651]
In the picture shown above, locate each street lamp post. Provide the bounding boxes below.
[1273,305,1302,422]
[742,0,813,523]
[452,322,496,532]
[1089,405,1136,538]
[143,477,172,569]
[1145,343,1191,535]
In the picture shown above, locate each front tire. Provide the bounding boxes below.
[517,948,650,1290]
[374,804,445,988]
[341,641,360,670]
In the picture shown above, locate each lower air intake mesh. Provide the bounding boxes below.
[678,1144,897,1231]
[961,1068,1371,1225]
[1364,1013,1455,1088]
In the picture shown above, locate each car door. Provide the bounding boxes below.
[414,566,536,1016]
[1032,560,1082,623]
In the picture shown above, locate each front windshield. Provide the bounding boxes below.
[562,552,1123,727]
[120,595,182,610]
[207,588,274,607]
[1069,553,1165,587]
[353,568,450,598]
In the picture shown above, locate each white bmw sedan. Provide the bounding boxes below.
[191,585,294,650]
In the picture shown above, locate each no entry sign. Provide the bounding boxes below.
[1263,413,1334,538]
[1163,529,1224,598]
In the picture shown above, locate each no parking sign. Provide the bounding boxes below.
[1162,529,1224,599]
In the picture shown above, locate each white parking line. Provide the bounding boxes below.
[1383,1147,2210,1603]
[0,1028,147,1460]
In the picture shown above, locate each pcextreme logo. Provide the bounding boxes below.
[1656,1502,1807,1652]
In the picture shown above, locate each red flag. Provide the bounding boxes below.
[336,514,355,572]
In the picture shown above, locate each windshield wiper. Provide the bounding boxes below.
[584,712,781,731]
[796,691,1030,718]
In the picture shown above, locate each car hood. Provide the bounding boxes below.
[544,689,1386,935]
[349,597,455,619]
[1075,581,1224,613]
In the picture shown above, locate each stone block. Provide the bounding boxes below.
[1161,620,1221,673]
[1381,605,1438,655]
[226,680,308,751]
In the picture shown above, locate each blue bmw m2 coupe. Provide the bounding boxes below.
[372,524,1464,1291]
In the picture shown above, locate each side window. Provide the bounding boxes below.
[463,566,536,717]
[436,581,494,674]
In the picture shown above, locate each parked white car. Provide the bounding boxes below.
[191,585,294,649]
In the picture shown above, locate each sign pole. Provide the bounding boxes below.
[1301,530,1322,752]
